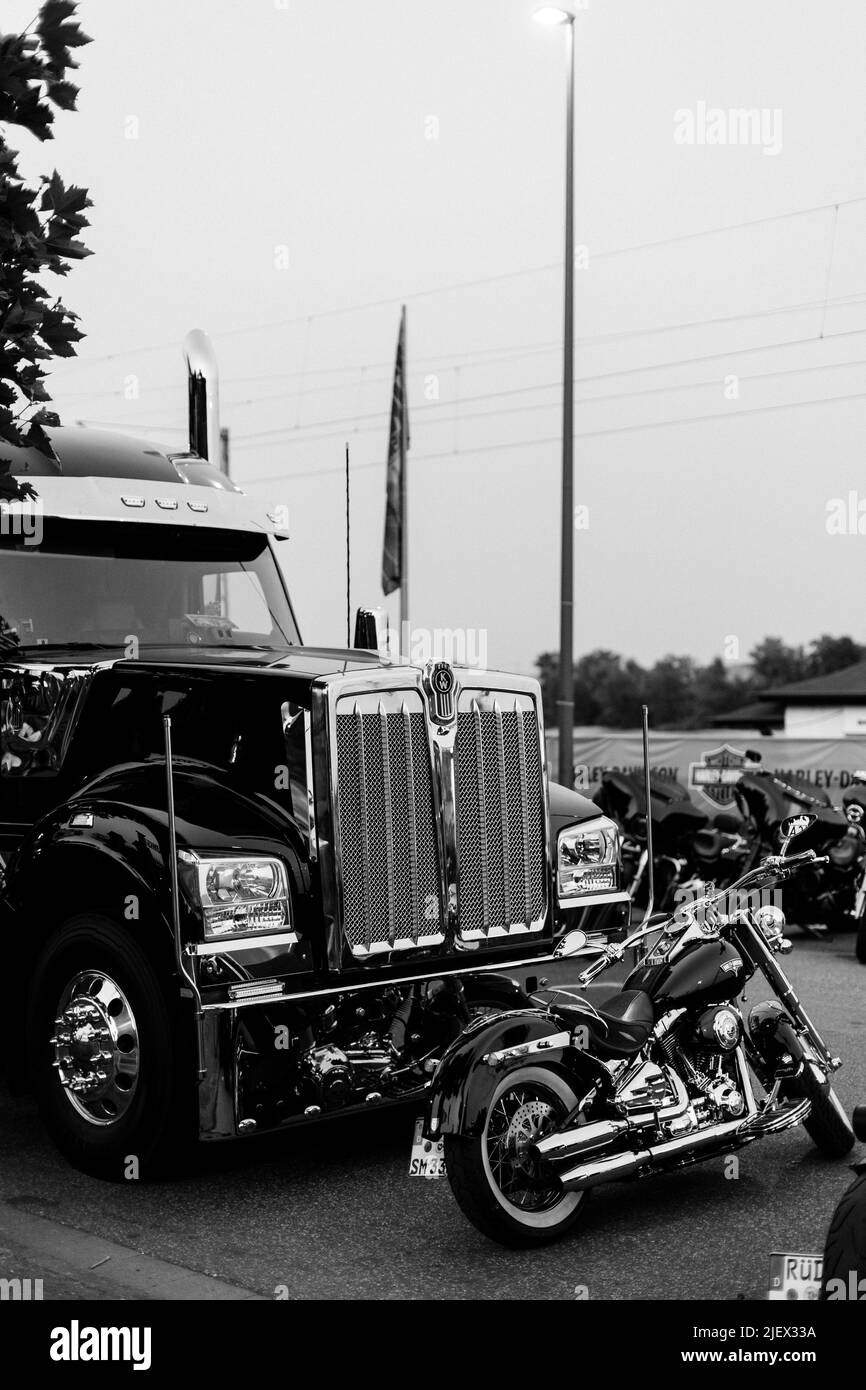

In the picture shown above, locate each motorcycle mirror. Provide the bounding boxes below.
[553,928,589,959]
[779,813,816,855]
[745,749,763,764]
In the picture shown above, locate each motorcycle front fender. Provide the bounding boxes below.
[423,1010,607,1140]
[748,1000,824,1079]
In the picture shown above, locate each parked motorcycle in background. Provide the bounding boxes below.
[421,815,854,1246]
[594,768,753,916]
[840,773,866,962]
[736,751,864,936]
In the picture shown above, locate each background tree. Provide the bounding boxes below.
[536,634,866,730]
[0,1,92,500]
[805,634,865,678]
[748,636,805,688]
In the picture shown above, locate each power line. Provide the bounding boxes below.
[238,388,866,487]
[53,194,866,371]
[228,342,866,447]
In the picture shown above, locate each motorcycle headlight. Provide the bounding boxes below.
[180,853,294,940]
[557,816,620,900]
[753,903,786,943]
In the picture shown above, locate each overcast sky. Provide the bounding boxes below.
[7,0,866,674]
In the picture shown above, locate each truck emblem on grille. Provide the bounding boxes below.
[423,661,457,726]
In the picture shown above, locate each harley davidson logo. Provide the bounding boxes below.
[688,743,746,808]
[423,661,457,726]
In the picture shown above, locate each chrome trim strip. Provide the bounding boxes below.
[227,980,285,1002]
[484,1031,571,1068]
[378,699,397,947]
[199,954,561,1011]
[402,699,420,943]
[559,889,632,911]
[515,706,532,927]
[187,930,300,957]
[472,698,491,936]
[494,699,512,928]
[303,710,318,863]
[354,700,373,954]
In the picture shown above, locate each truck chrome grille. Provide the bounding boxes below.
[455,697,546,940]
[333,685,547,958]
[336,695,444,956]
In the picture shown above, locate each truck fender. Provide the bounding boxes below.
[424,1009,609,1140]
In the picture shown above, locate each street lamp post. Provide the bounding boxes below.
[534,6,576,789]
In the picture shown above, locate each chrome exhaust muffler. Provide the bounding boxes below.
[555,1114,751,1191]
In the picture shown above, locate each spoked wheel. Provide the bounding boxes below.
[443,1066,588,1246]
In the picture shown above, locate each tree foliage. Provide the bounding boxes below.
[0,1,92,498]
[537,634,866,730]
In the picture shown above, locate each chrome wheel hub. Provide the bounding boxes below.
[51,971,139,1125]
[506,1099,556,1163]
[486,1085,565,1211]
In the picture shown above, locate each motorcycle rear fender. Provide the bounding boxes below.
[424,1010,609,1140]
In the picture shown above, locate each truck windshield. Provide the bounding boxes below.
[0,519,300,654]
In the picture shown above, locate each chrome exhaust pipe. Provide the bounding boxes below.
[556,1115,751,1191]
[183,329,221,463]
[535,1117,630,1165]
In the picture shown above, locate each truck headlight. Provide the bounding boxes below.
[557,816,620,900]
[179,853,293,940]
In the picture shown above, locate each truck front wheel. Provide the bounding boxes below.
[26,916,189,1180]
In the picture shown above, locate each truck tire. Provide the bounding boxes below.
[26,915,191,1180]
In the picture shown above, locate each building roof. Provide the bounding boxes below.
[764,660,866,703]
[709,700,784,731]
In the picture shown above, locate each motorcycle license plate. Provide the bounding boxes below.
[768,1252,822,1300]
[408,1117,445,1179]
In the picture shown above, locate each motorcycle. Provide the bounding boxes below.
[422,814,855,1246]
[840,773,866,962]
[735,752,860,934]
[594,768,753,914]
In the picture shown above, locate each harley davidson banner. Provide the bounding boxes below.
[546,732,866,810]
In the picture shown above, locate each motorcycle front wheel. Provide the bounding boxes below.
[785,1063,855,1159]
[443,1066,589,1247]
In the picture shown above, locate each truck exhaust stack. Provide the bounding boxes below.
[183,329,220,463]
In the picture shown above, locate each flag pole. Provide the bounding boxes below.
[399,304,408,639]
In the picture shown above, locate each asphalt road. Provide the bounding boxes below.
[1,935,864,1302]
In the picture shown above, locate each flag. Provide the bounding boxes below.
[381,305,408,597]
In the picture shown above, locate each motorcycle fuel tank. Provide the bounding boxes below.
[626,938,746,1012]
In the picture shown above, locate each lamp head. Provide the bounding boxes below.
[533,6,575,25]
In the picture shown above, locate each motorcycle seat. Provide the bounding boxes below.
[554,989,655,1060]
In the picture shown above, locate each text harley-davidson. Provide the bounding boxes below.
[421,814,855,1246]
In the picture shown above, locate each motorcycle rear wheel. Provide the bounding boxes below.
[443,1066,589,1247]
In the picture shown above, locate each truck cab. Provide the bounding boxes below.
[0,367,628,1179]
